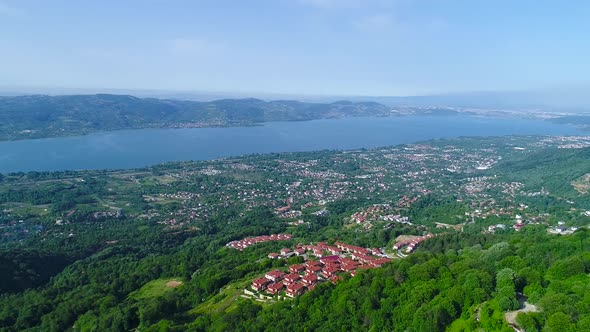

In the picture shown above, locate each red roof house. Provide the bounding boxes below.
[289,264,305,273]
[312,248,324,257]
[265,270,286,282]
[266,282,284,295]
[301,274,318,286]
[284,273,301,284]
[321,266,340,278]
[305,260,322,268]
[252,277,272,291]
[341,264,357,272]
[369,258,392,267]
[286,283,305,298]
[306,265,322,274]
[320,255,340,265]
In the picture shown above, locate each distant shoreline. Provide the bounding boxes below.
[1,93,588,142]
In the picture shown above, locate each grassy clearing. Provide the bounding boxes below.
[191,280,253,315]
[572,173,590,194]
[4,203,52,217]
[128,278,183,300]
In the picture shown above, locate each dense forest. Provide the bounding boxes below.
[204,228,590,331]
[0,135,589,331]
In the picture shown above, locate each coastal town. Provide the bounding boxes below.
[3,135,589,249]
[1,135,589,331]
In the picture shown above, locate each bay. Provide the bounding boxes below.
[0,115,584,173]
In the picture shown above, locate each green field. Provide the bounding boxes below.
[129,278,184,300]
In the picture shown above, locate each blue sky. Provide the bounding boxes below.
[1,0,589,96]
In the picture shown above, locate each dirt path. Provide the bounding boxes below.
[505,294,539,331]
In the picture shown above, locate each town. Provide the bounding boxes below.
[1,135,589,331]
[245,240,392,300]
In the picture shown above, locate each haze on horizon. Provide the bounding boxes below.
[1,0,589,99]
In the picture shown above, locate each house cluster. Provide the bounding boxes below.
[548,221,578,235]
[91,209,123,220]
[393,233,434,253]
[381,214,412,225]
[513,215,525,231]
[396,195,419,208]
[543,136,590,149]
[296,170,346,180]
[487,224,507,233]
[350,204,392,223]
[252,241,393,298]
[226,233,292,251]
[486,215,529,233]
[279,210,303,219]
[158,191,199,200]
[287,219,308,226]
[275,205,291,214]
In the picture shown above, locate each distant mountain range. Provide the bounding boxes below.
[3,86,589,111]
[0,93,587,142]
[350,88,590,112]
[0,94,405,141]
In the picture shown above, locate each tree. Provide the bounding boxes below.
[516,312,540,332]
[545,312,573,332]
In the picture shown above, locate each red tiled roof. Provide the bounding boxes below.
[358,264,374,270]
[289,264,305,272]
[267,270,285,276]
[253,277,271,286]
[341,264,357,272]
[306,265,322,273]
[226,234,292,250]
[320,255,340,264]
[284,273,301,282]
[267,282,284,293]
[287,282,305,292]
[266,270,286,279]
[370,258,392,267]
[302,274,318,284]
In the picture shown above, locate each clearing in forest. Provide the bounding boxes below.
[572,173,590,194]
[128,278,183,300]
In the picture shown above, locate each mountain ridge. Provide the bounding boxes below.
[0,94,396,141]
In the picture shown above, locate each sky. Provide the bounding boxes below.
[1,0,589,96]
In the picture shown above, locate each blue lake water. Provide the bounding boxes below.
[0,115,584,173]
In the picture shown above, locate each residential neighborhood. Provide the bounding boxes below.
[245,241,393,299]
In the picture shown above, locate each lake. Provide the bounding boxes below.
[0,115,584,173]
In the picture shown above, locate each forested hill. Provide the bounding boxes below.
[0,94,395,141]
